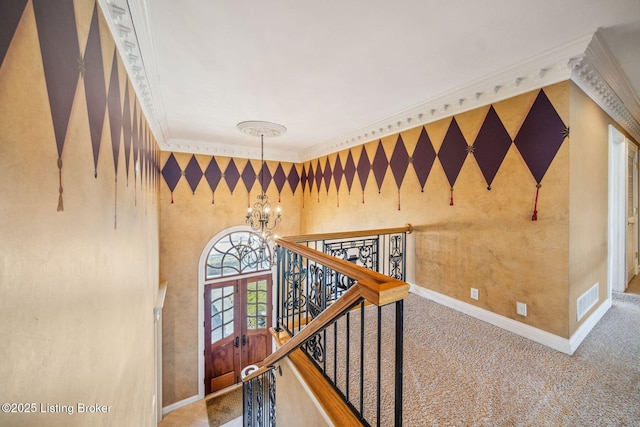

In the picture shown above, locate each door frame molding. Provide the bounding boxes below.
[609,125,627,297]
[197,225,275,399]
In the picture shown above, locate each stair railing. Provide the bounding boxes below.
[242,227,411,427]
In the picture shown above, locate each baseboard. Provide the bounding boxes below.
[162,394,200,416]
[409,284,611,355]
[568,296,611,354]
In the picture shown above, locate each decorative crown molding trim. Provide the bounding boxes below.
[298,34,594,162]
[569,31,640,143]
[97,0,167,145]
[165,138,300,163]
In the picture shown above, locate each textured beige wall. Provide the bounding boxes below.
[300,83,571,337]
[276,361,330,427]
[159,152,301,404]
[567,82,635,335]
[0,2,160,426]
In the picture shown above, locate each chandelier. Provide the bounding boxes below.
[238,121,286,241]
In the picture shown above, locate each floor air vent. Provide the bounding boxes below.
[577,282,599,322]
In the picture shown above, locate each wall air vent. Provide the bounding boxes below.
[577,282,599,322]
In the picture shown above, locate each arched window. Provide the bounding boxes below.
[204,230,271,279]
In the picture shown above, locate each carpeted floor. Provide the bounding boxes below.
[401,292,640,426]
[206,387,242,426]
[324,291,640,426]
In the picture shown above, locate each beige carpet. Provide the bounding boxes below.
[206,387,242,426]
[321,292,640,426]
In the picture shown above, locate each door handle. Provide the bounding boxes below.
[234,336,239,348]
[242,335,247,346]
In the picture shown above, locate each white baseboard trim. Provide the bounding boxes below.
[162,394,200,416]
[409,284,611,355]
[568,296,611,354]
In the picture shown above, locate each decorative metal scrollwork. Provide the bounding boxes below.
[284,255,306,311]
[256,376,263,426]
[304,333,325,364]
[389,234,404,280]
[268,369,276,425]
[324,238,378,271]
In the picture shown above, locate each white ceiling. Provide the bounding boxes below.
[103,0,640,162]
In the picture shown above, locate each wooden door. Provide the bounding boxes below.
[204,274,272,395]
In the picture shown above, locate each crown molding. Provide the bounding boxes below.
[97,0,167,145]
[298,34,594,162]
[165,138,301,164]
[569,32,640,143]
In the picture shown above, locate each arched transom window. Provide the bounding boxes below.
[205,231,271,279]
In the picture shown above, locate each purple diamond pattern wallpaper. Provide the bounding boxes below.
[184,155,203,195]
[204,157,222,203]
[33,0,80,211]
[274,163,287,200]
[412,127,437,191]
[514,90,568,184]
[224,159,240,195]
[323,158,332,195]
[158,85,570,214]
[162,153,181,203]
[0,0,28,68]
[344,151,356,194]
[288,164,300,195]
[474,106,512,190]
[83,3,106,179]
[357,146,371,203]
[122,84,132,182]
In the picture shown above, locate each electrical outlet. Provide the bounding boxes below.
[470,288,479,300]
[517,302,527,316]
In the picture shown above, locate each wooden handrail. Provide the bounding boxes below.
[243,278,408,382]
[243,236,410,382]
[283,224,412,243]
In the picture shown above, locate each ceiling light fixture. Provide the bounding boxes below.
[237,121,287,241]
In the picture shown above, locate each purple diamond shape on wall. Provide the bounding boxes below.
[161,153,181,203]
[132,107,140,191]
[287,164,300,195]
[323,157,332,194]
[356,147,371,203]
[83,3,106,179]
[372,141,388,193]
[122,84,132,182]
[344,150,356,194]
[301,165,307,194]
[333,154,344,206]
[474,106,512,190]
[307,163,315,194]
[258,163,272,193]
[224,159,240,195]
[1,0,28,69]
[184,155,202,195]
[390,135,409,210]
[204,157,221,203]
[241,160,256,208]
[438,117,468,205]
[514,89,568,220]
[274,163,286,201]
[412,127,436,191]
[514,90,567,184]
[315,160,323,201]
[107,52,122,175]
[33,0,80,211]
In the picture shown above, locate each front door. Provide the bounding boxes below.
[204,274,272,395]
